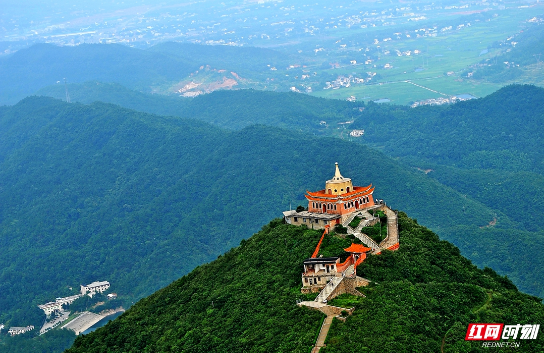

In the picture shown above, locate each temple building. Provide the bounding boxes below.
[283,163,375,229]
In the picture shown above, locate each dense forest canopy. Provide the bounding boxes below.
[66,215,544,352]
[0,96,514,350]
[2,84,544,351]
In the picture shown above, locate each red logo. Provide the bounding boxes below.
[465,324,504,340]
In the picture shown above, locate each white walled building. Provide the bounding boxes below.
[8,325,34,336]
[38,302,63,316]
[38,294,82,316]
[81,281,110,297]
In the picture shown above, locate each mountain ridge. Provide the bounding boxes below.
[65,214,544,352]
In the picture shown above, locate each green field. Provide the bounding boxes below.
[309,5,544,104]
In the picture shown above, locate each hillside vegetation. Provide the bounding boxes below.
[66,214,544,352]
[0,96,507,351]
[34,83,544,298]
[0,42,292,105]
[37,82,356,132]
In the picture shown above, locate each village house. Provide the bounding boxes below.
[302,257,340,286]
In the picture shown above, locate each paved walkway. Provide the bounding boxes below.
[379,207,399,249]
[298,301,326,309]
[311,315,335,353]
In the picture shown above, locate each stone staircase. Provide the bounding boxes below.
[354,219,371,232]
[311,315,334,353]
[342,264,355,277]
[352,232,381,253]
[315,277,343,303]
[342,212,359,227]
[379,207,399,249]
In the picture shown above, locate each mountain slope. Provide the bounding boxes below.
[0,96,498,325]
[65,214,544,352]
[0,43,197,105]
[31,84,544,296]
[0,42,294,106]
[36,82,355,131]
[355,85,544,175]
[2,96,544,351]
[148,41,294,77]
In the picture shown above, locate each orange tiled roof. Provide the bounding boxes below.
[387,243,400,251]
[306,186,374,202]
[306,184,372,198]
[344,243,372,253]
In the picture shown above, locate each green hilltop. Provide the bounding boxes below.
[0,96,504,351]
[65,215,544,352]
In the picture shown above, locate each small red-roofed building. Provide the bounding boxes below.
[344,243,373,267]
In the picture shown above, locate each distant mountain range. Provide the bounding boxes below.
[0,42,294,105]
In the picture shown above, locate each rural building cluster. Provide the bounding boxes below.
[5,281,111,337]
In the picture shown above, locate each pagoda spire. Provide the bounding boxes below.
[334,162,343,179]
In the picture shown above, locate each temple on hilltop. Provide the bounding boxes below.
[283,163,376,229]
[285,163,400,296]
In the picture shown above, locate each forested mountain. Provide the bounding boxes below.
[37,82,355,131]
[0,42,291,105]
[34,83,544,297]
[353,85,544,174]
[65,215,544,352]
[0,96,517,351]
[0,44,194,105]
[3,85,544,351]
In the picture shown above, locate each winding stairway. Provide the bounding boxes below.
[315,277,343,303]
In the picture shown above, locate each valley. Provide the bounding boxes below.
[2,0,544,105]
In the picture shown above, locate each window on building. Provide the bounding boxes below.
[303,218,307,222]
[294,217,298,222]
[334,205,337,210]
